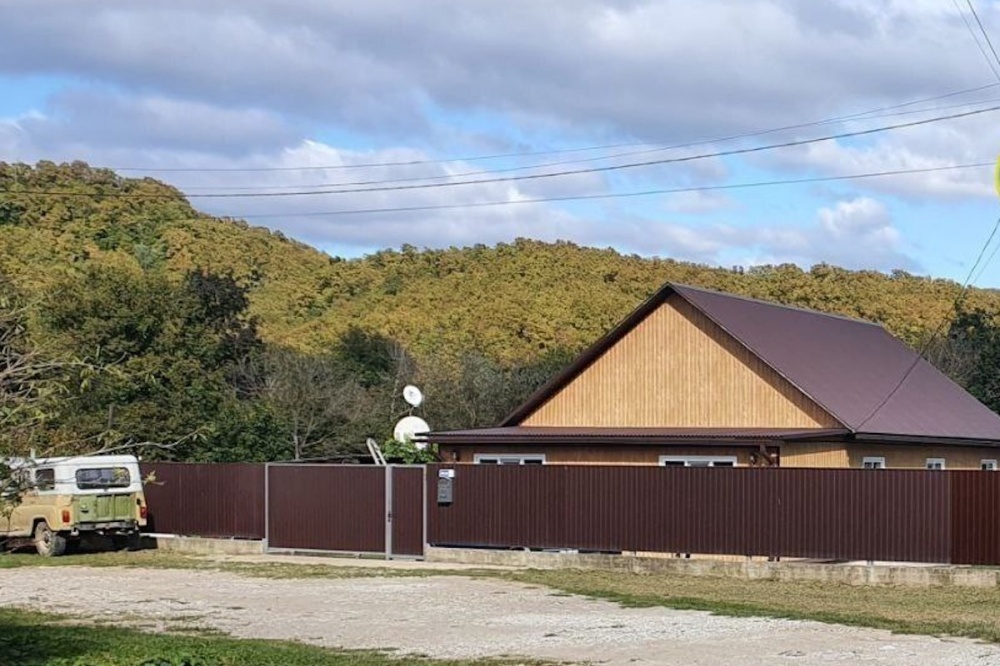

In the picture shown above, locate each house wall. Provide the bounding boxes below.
[522,295,839,429]
[445,444,755,466]
[444,442,1000,470]
[780,442,850,468]
[753,442,1000,470]
[845,444,1000,470]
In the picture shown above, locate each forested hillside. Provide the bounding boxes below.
[3,161,1000,463]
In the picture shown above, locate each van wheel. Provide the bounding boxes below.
[34,521,67,557]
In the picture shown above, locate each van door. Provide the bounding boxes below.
[73,466,137,523]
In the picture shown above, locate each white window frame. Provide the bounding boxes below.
[925,458,946,471]
[982,459,998,471]
[659,455,738,468]
[862,456,886,469]
[473,453,546,465]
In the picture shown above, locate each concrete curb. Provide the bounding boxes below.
[426,547,1000,587]
[142,534,264,556]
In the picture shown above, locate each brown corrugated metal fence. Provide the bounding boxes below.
[266,464,386,553]
[951,471,1000,565]
[427,466,980,564]
[390,466,425,556]
[140,463,1000,565]
[140,462,265,539]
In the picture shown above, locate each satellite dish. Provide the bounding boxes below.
[402,385,423,407]
[393,415,430,449]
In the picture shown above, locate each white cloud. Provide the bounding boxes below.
[662,190,734,214]
[757,110,999,200]
[0,1,994,142]
[12,89,297,157]
[608,197,917,271]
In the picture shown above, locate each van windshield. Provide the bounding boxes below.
[75,467,131,490]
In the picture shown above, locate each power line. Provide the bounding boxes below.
[7,104,1000,200]
[225,162,992,219]
[82,83,1000,175]
[177,94,1000,193]
[955,0,1000,81]
[855,211,1000,431]
[966,0,1000,76]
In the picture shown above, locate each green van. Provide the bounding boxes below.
[1,455,147,556]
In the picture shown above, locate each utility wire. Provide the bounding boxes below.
[854,0,1000,430]
[7,104,1000,200]
[225,162,991,219]
[176,94,1000,193]
[855,211,1000,431]
[955,0,1000,81]
[82,83,1000,175]
[966,0,1000,76]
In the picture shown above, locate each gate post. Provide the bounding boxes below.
[263,463,270,553]
[422,464,428,559]
[384,465,393,560]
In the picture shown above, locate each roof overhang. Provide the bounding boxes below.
[852,432,1000,448]
[424,426,851,447]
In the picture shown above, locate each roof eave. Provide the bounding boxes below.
[426,428,851,446]
[853,432,1000,447]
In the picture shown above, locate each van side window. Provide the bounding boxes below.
[76,467,131,490]
[34,468,55,491]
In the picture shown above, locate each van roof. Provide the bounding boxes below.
[16,454,140,467]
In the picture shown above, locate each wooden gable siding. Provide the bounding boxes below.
[522,295,838,428]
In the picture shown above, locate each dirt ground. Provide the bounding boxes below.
[2,566,999,665]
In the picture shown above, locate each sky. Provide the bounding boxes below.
[3,1,1000,284]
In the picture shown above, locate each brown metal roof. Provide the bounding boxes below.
[427,426,850,446]
[498,282,1000,444]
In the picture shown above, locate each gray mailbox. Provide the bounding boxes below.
[437,468,455,505]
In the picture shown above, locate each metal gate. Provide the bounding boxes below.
[264,464,425,558]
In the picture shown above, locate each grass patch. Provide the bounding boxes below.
[0,551,213,571]
[504,569,1000,643]
[0,608,533,666]
[0,551,477,581]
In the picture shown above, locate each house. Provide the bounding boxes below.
[427,283,1000,469]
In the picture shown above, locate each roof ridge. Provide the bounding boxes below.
[671,283,884,327]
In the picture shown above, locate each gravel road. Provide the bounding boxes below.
[2,566,998,665]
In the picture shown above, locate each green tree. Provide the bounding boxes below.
[39,264,260,459]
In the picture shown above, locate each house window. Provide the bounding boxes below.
[659,456,738,468]
[862,457,886,469]
[982,459,998,471]
[474,454,545,465]
[925,458,946,471]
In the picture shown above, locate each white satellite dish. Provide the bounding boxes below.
[402,385,423,407]
[393,415,430,449]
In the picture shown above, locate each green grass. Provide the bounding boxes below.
[502,569,1000,644]
[0,551,472,579]
[0,608,531,666]
[0,551,212,571]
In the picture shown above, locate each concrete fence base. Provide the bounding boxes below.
[142,534,265,556]
[426,546,1000,588]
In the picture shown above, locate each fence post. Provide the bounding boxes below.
[384,465,393,560]
[422,465,428,559]
[263,463,270,553]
